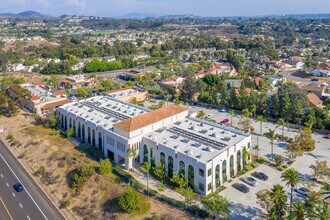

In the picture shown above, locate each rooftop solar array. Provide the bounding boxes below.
[168,126,227,151]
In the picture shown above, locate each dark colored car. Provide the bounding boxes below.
[233,183,250,193]
[252,172,269,181]
[13,183,24,192]
[311,78,319,81]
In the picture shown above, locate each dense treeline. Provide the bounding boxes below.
[180,74,330,130]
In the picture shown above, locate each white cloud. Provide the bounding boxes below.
[65,0,87,11]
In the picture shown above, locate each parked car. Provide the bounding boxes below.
[311,78,319,81]
[220,119,230,125]
[13,183,24,192]
[242,176,258,187]
[219,108,227,112]
[232,183,250,193]
[326,134,330,139]
[252,172,269,180]
[204,114,214,119]
[294,187,309,196]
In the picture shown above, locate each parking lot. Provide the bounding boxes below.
[188,105,329,219]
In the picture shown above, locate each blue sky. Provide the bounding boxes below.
[1,0,330,17]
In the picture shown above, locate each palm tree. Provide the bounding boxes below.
[253,145,260,159]
[127,147,138,170]
[281,168,303,217]
[229,110,235,126]
[269,184,288,218]
[321,182,330,199]
[308,200,330,220]
[242,148,250,168]
[141,162,152,197]
[292,201,306,220]
[264,128,278,158]
[256,115,266,146]
[276,118,287,140]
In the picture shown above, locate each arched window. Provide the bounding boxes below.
[69,118,72,129]
[72,119,76,133]
[92,129,96,147]
[150,147,155,166]
[61,114,64,128]
[215,164,220,188]
[87,127,91,144]
[237,150,241,172]
[188,165,194,189]
[98,132,102,150]
[82,124,85,141]
[64,115,67,130]
[78,122,81,138]
[160,152,165,165]
[230,155,234,177]
[222,160,227,182]
[168,156,173,178]
[143,145,148,162]
[179,161,185,177]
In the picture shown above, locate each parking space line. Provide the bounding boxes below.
[19,203,23,208]
[6,182,9,187]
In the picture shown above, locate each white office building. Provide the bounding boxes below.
[57,95,251,195]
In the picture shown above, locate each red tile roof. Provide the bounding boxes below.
[41,99,72,110]
[54,90,66,96]
[30,95,40,101]
[301,86,324,93]
[34,82,44,86]
[114,105,188,132]
[307,93,323,107]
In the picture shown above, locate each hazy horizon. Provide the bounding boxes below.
[1,0,330,18]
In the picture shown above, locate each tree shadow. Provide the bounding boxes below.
[229,202,264,220]
[305,152,326,160]
[102,197,122,214]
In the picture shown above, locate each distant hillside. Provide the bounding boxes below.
[0,11,51,18]
[116,12,159,19]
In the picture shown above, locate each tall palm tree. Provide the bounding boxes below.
[307,200,330,220]
[276,118,287,140]
[281,168,303,217]
[141,162,152,197]
[264,128,278,158]
[242,148,250,168]
[127,147,138,170]
[256,115,266,146]
[270,184,288,218]
[229,110,235,126]
[292,201,306,220]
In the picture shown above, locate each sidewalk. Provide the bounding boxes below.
[128,165,184,202]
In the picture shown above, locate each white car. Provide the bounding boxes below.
[242,176,258,187]
[204,114,214,119]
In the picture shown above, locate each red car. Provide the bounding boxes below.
[327,134,330,139]
[220,119,230,125]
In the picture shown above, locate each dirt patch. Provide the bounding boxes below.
[0,111,196,220]
[3,39,60,52]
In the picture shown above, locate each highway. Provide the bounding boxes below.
[0,139,64,220]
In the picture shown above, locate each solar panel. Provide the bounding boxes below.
[167,126,227,151]
[81,101,130,121]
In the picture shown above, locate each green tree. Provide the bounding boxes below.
[281,168,303,214]
[264,128,278,158]
[67,128,75,137]
[99,159,112,175]
[307,200,329,220]
[170,172,188,189]
[274,154,284,167]
[256,115,266,146]
[181,187,197,207]
[119,187,139,213]
[269,184,287,218]
[141,162,152,196]
[321,182,330,200]
[127,147,138,170]
[196,110,206,119]
[153,162,165,184]
[276,118,287,140]
[202,194,230,217]
[292,201,306,220]
[229,110,235,126]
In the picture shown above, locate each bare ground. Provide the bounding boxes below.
[0,111,197,220]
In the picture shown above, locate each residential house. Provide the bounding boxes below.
[311,63,330,77]
[307,93,323,108]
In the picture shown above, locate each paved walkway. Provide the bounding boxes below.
[127,165,184,202]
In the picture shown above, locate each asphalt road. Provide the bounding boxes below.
[0,139,64,220]
[279,69,311,83]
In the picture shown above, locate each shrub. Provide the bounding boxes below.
[245,164,253,171]
[62,199,71,208]
[7,133,15,142]
[274,154,284,167]
[237,170,246,176]
[256,157,267,164]
[99,159,112,175]
[159,195,185,208]
[277,167,285,172]
[282,164,288,169]
[287,160,295,165]
[69,165,95,189]
[66,128,75,137]
[36,166,46,176]
[119,188,138,213]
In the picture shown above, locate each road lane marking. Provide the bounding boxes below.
[27,216,31,220]
[1,174,3,178]
[12,192,15,197]
[6,183,9,187]
[0,153,48,220]
[19,203,23,208]
[0,195,14,220]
